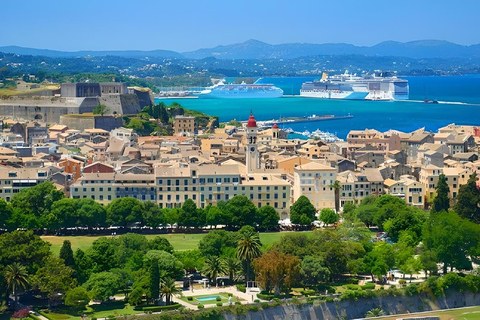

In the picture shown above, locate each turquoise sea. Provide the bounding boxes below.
[157,75,480,139]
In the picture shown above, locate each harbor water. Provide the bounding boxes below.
[157,75,480,139]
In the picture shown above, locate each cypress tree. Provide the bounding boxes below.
[59,240,75,268]
[433,174,450,213]
[455,172,480,223]
[149,259,160,303]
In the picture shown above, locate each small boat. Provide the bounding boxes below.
[423,99,439,104]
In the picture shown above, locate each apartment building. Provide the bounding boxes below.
[293,161,337,210]
[419,165,469,201]
[384,175,424,208]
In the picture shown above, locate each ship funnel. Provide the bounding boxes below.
[321,72,328,81]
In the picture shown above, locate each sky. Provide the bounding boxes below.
[1,0,479,52]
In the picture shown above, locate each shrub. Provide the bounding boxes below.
[257,293,274,300]
[237,284,246,293]
[29,315,42,320]
[261,302,269,309]
[325,297,335,303]
[216,296,221,301]
[216,302,222,307]
[187,296,193,301]
[197,304,204,309]
[142,304,181,311]
[300,289,317,296]
[254,299,260,303]
[404,283,419,296]
[13,308,30,319]
[235,301,241,305]
[361,283,375,290]
[346,284,362,291]
[399,279,407,285]
[347,277,359,284]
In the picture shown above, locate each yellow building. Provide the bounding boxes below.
[174,115,195,136]
[384,175,424,208]
[293,161,337,210]
[419,165,469,201]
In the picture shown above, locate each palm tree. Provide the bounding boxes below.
[223,256,242,282]
[330,180,341,214]
[365,307,386,318]
[237,231,262,283]
[202,256,227,286]
[4,263,29,307]
[160,278,181,305]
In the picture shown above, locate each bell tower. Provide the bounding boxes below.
[246,111,259,173]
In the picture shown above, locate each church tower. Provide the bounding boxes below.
[246,111,259,173]
[272,123,279,143]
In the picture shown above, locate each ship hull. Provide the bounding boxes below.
[300,90,369,100]
[199,90,283,99]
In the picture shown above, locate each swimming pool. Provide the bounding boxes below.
[196,295,221,302]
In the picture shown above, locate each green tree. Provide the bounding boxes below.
[148,237,174,254]
[31,256,76,303]
[59,240,75,268]
[83,272,121,301]
[237,230,262,283]
[330,180,342,214]
[149,258,160,302]
[93,104,109,116]
[128,287,144,306]
[85,237,118,273]
[198,230,237,257]
[423,211,480,273]
[258,206,280,230]
[0,199,13,230]
[383,207,426,242]
[342,202,357,221]
[433,174,450,213]
[205,205,230,228]
[106,197,144,227]
[144,250,184,280]
[0,231,51,274]
[160,278,181,305]
[178,199,203,229]
[455,173,480,223]
[224,195,258,228]
[290,195,316,225]
[73,249,92,284]
[65,286,90,308]
[319,208,339,226]
[223,256,242,282]
[355,204,378,227]
[4,263,29,306]
[76,198,107,228]
[202,256,227,285]
[143,201,164,228]
[300,255,330,288]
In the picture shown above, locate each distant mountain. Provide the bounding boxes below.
[183,39,480,60]
[2,40,480,61]
[0,46,183,59]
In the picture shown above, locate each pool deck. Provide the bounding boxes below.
[173,285,256,310]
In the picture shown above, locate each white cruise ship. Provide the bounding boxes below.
[300,71,409,101]
[198,79,283,99]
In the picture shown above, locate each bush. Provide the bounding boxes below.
[235,301,241,305]
[257,293,274,300]
[254,299,260,303]
[14,308,31,319]
[325,297,335,303]
[29,315,42,320]
[216,302,222,307]
[361,283,375,290]
[347,277,359,284]
[142,304,181,311]
[346,284,362,291]
[216,296,221,301]
[237,284,246,293]
[404,283,419,296]
[300,289,317,296]
[261,302,269,309]
[399,279,407,285]
[187,296,193,301]
[197,304,204,309]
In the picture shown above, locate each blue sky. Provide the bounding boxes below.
[1,0,479,52]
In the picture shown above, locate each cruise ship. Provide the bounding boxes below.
[198,79,283,99]
[300,71,409,101]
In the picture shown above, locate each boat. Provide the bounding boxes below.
[423,99,439,104]
[300,71,409,101]
[198,79,283,99]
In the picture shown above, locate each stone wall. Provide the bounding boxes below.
[59,115,123,131]
[223,290,480,320]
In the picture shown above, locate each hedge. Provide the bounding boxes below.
[29,314,42,320]
[361,283,375,290]
[236,284,246,293]
[142,304,181,312]
[38,311,54,320]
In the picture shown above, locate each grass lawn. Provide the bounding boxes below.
[180,292,242,305]
[377,305,480,320]
[42,231,314,255]
[39,301,142,320]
